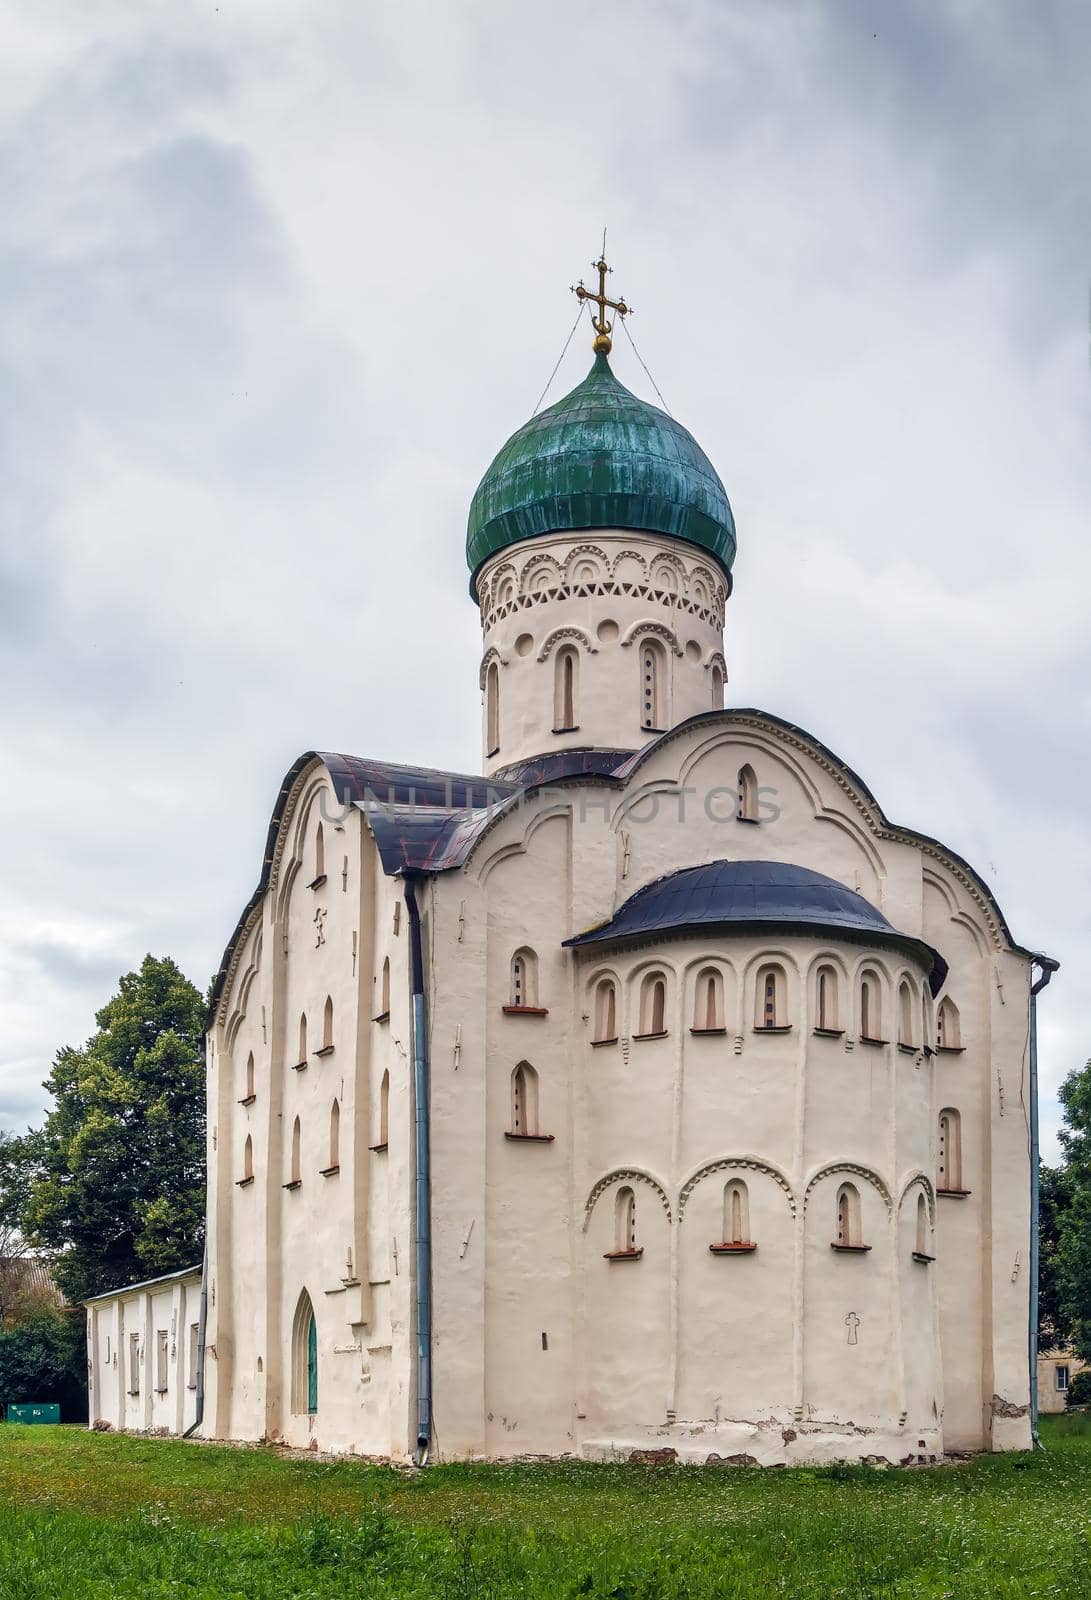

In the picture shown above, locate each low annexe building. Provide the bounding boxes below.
[85,1266,202,1435]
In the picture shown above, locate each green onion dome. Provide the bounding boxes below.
[466,352,736,592]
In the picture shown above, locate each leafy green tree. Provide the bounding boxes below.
[22,956,206,1304]
[1051,1058,1091,1362]
[0,1311,87,1420]
[1038,1163,1074,1348]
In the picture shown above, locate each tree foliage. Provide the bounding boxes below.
[0,1311,87,1419]
[20,955,206,1304]
[1043,1057,1091,1364]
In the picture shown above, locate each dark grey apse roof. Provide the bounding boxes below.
[563,858,949,994]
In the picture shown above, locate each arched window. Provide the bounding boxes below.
[938,1109,963,1192]
[834,1183,863,1249]
[242,1133,253,1183]
[860,971,882,1042]
[692,967,724,1032]
[376,1069,390,1150]
[327,1100,340,1171]
[553,647,578,732]
[497,575,515,606]
[593,978,617,1044]
[290,1117,302,1185]
[711,663,724,707]
[937,997,961,1050]
[898,980,915,1047]
[509,947,539,1010]
[639,640,666,731]
[375,957,390,1021]
[485,662,500,757]
[815,965,839,1032]
[313,821,325,884]
[297,1012,308,1067]
[244,1051,255,1100]
[614,1186,638,1255]
[754,964,787,1030]
[915,1192,929,1257]
[510,1061,539,1137]
[291,1292,318,1416]
[322,995,334,1052]
[722,1180,751,1245]
[638,972,667,1037]
[736,764,758,822]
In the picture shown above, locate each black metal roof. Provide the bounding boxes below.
[564,858,949,993]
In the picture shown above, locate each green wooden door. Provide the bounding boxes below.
[306,1313,318,1414]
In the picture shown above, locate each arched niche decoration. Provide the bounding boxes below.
[678,1156,797,1221]
[583,1167,672,1230]
[478,645,508,689]
[536,626,597,663]
[803,1161,893,1217]
[619,619,684,657]
[898,1171,936,1227]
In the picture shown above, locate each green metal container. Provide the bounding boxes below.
[6,1402,61,1424]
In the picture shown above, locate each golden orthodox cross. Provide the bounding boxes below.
[572,252,630,354]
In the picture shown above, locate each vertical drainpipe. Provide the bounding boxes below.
[183,1236,209,1439]
[1029,953,1059,1446]
[404,874,432,1465]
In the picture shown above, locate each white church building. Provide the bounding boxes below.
[88,263,1055,1465]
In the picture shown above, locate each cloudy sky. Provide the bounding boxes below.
[2,1,1088,1158]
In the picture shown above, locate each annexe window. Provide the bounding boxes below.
[510,1062,540,1137]
[509,948,540,1010]
[938,1109,964,1193]
[592,978,618,1044]
[128,1332,140,1396]
[736,763,758,822]
[553,646,578,732]
[834,1182,865,1250]
[692,967,725,1032]
[1056,1365,1070,1392]
[637,972,667,1037]
[898,980,915,1047]
[816,965,839,1032]
[486,662,500,757]
[754,964,787,1030]
[187,1322,199,1390]
[860,971,882,1041]
[640,640,666,731]
[156,1329,169,1394]
[937,997,961,1050]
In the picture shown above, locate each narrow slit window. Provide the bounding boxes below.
[327,1100,340,1169]
[510,948,539,1009]
[835,1183,863,1248]
[510,1061,539,1137]
[378,1070,390,1148]
[593,979,617,1043]
[816,966,838,1031]
[291,1116,302,1185]
[615,1186,637,1254]
[245,1051,255,1099]
[639,972,667,1036]
[937,997,961,1050]
[693,968,724,1031]
[755,964,786,1030]
[322,995,334,1051]
[736,764,758,822]
[553,647,578,731]
[314,821,325,882]
[915,1192,929,1256]
[298,1012,308,1065]
[711,662,724,707]
[723,1180,751,1245]
[860,972,881,1040]
[378,957,390,1019]
[938,1108,963,1192]
[640,641,666,731]
[898,980,915,1047]
[243,1133,253,1182]
[486,662,500,757]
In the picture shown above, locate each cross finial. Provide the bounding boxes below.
[572,247,630,355]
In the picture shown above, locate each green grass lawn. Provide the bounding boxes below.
[1,1417,1090,1599]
